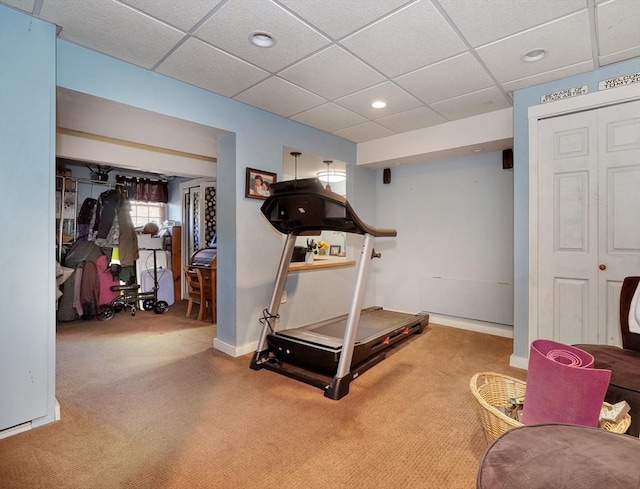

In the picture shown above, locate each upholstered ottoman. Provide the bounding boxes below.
[577,345,640,436]
[477,423,640,489]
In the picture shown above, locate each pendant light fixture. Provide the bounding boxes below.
[323,160,332,191]
[317,160,346,186]
[290,151,301,180]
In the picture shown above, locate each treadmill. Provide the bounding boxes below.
[250,178,429,399]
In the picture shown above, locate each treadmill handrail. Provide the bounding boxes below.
[261,178,397,237]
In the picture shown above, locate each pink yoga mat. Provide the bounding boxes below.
[522,339,611,427]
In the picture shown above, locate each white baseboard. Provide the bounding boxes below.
[426,313,513,339]
[0,399,60,440]
[509,353,529,370]
[0,421,32,440]
[213,337,257,357]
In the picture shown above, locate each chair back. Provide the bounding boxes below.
[184,266,204,297]
[621,276,640,351]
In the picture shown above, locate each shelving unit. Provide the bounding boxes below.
[55,174,123,262]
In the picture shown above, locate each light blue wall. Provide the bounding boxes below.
[512,57,640,361]
[374,152,514,322]
[0,5,57,431]
[54,31,359,353]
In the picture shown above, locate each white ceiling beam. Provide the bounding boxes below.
[357,108,513,168]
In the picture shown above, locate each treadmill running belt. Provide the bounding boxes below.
[277,308,421,347]
[268,307,427,375]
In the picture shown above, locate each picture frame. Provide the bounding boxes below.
[245,168,277,200]
[329,245,341,256]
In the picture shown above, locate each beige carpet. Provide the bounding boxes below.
[0,301,525,488]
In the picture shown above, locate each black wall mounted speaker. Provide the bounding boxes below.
[383,168,391,184]
[502,149,513,169]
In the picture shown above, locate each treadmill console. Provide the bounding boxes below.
[261,178,395,238]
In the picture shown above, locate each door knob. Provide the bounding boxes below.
[599,264,606,270]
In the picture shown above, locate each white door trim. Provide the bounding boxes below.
[528,84,640,346]
[179,178,216,298]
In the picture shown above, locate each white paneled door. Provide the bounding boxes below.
[537,100,640,346]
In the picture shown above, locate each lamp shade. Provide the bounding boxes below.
[316,169,346,183]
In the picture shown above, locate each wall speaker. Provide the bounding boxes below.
[383,168,391,184]
[502,149,513,169]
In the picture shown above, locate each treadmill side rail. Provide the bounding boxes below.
[254,234,297,353]
[333,233,374,379]
[325,351,386,400]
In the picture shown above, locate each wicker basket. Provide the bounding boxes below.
[470,372,527,443]
[470,372,632,444]
[598,405,632,434]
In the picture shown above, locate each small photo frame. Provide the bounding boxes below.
[329,245,341,256]
[246,168,277,200]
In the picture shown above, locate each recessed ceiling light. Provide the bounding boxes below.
[371,100,387,109]
[472,148,483,153]
[249,31,276,48]
[521,48,547,63]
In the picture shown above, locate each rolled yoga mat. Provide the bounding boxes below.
[522,339,611,427]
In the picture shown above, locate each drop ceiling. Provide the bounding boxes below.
[3,0,639,145]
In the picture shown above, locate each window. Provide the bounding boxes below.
[129,200,165,228]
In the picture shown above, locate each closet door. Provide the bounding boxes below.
[537,100,640,345]
[538,110,599,344]
[597,101,640,344]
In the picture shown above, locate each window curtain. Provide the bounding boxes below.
[115,175,168,203]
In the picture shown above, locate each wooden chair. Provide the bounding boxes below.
[184,266,208,321]
[196,258,217,323]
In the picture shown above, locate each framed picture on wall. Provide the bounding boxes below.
[329,245,341,256]
[246,168,277,200]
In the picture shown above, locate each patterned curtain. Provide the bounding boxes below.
[204,186,216,246]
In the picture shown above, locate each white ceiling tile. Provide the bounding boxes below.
[430,87,512,121]
[39,0,185,69]
[193,0,330,73]
[280,45,385,100]
[340,0,466,78]
[334,82,422,119]
[376,106,447,133]
[234,77,326,117]
[20,0,640,145]
[395,52,495,105]
[2,0,35,13]
[476,11,593,84]
[290,103,368,133]
[501,60,594,92]
[596,0,640,56]
[599,46,640,66]
[438,0,585,47]
[277,0,409,39]
[333,121,395,143]
[120,0,222,31]
[156,37,269,98]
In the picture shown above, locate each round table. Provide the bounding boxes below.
[477,423,640,489]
